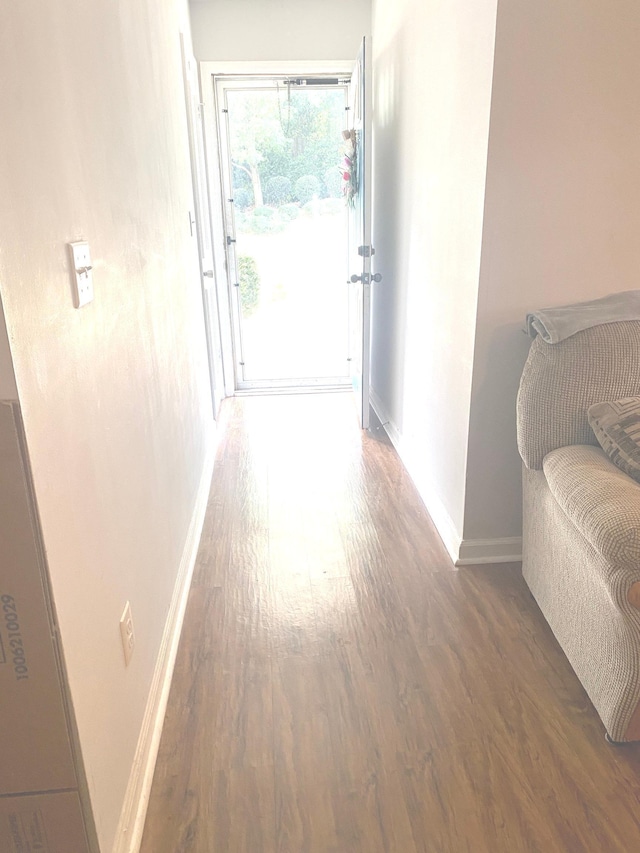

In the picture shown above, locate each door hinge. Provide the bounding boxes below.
[222,108,229,113]
[233,282,240,287]
[358,245,375,257]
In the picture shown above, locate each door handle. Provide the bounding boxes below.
[350,273,382,284]
[203,270,214,277]
[226,236,236,246]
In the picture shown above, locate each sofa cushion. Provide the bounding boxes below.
[588,397,640,484]
[517,320,640,470]
[543,444,640,571]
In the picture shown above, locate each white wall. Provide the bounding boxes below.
[189,0,370,61]
[0,300,17,400]
[0,1,212,850]
[463,0,640,543]
[370,0,498,555]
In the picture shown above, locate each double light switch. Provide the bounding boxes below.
[68,241,94,308]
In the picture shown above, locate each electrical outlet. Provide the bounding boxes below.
[119,601,135,666]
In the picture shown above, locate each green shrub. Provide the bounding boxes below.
[323,166,342,198]
[294,174,321,205]
[244,211,285,234]
[319,197,344,216]
[238,256,260,316]
[278,203,300,222]
[233,188,252,210]
[252,206,276,219]
[265,176,293,205]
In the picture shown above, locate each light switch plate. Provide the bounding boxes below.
[119,601,135,667]
[68,241,94,308]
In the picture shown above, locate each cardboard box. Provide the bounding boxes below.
[0,791,89,853]
[0,402,77,795]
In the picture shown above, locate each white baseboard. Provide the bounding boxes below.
[369,389,462,567]
[112,433,216,853]
[369,391,522,569]
[456,537,522,566]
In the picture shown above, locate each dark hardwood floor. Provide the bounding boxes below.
[140,392,640,852]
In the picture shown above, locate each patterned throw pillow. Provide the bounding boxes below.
[587,397,640,483]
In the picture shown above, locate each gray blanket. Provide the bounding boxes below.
[526,290,640,343]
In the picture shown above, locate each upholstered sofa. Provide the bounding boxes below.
[517,320,640,742]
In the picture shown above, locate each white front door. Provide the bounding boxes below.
[180,36,226,416]
[347,38,376,429]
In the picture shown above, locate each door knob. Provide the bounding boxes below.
[350,272,383,284]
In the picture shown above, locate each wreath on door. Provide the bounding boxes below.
[341,128,358,207]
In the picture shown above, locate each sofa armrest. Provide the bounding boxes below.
[543,445,640,581]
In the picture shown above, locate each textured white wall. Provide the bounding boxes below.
[189,0,371,61]
[463,0,640,541]
[370,0,498,548]
[0,1,212,849]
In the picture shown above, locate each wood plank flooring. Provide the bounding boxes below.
[140,393,640,852]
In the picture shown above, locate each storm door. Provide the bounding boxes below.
[216,76,352,391]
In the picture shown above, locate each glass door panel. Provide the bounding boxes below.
[222,82,350,388]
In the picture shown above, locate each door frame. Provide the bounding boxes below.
[347,38,373,429]
[180,35,226,416]
[199,60,353,395]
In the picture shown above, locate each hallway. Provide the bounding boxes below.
[141,393,640,852]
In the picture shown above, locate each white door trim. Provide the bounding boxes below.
[180,36,225,416]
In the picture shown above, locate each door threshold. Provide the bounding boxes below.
[235,382,352,397]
